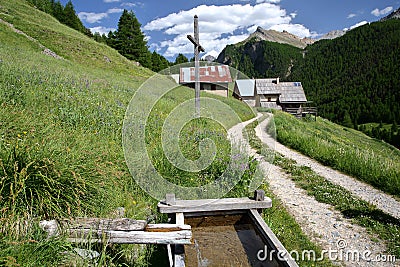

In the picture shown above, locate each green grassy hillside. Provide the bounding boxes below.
[0,0,256,265]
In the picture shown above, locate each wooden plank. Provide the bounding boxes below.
[145,224,190,232]
[40,219,192,245]
[167,244,173,267]
[248,209,299,267]
[182,209,248,218]
[175,213,185,225]
[66,229,192,245]
[58,218,147,231]
[174,254,185,267]
[158,197,272,214]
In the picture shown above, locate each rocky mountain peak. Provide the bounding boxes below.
[245,26,315,49]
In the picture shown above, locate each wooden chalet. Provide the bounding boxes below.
[179,65,232,97]
[233,78,316,117]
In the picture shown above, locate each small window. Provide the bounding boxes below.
[268,97,271,102]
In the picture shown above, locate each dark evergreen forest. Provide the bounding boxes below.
[290,20,400,127]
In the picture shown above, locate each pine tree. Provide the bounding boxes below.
[62,1,85,33]
[51,0,64,22]
[106,31,117,48]
[151,51,170,72]
[115,10,150,67]
[342,111,354,128]
[174,53,188,65]
[392,120,398,134]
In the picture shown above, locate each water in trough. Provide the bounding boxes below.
[184,214,282,267]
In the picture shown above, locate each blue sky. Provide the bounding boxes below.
[59,0,399,61]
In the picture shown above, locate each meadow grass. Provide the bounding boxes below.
[245,114,400,258]
[0,1,257,265]
[271,110,400,197]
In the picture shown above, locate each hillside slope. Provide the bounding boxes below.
[217,37,303,79]
[0,0,256,265]
[0,0,152,77]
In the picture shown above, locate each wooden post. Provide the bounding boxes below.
[187,15,205,117]
[254,189,265,201]
[166,193,176,206]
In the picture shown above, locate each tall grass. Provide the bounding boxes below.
[0,2,257,265]
[270,111,400,197]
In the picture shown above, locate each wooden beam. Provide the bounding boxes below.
[40,219,192,245]
[57,218,147,231]
[145,223,190,232]
[187,35,205,52]
[158,197,272,214]
[248,209,299,267]
[65,229,192,245]
[175,213,185,225]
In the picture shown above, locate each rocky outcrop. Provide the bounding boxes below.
[381,7,400,21]
[319,29,347,40]
[243,26,315,49]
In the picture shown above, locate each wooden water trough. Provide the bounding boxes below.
[159,190,298,267]
[40,190,297,266]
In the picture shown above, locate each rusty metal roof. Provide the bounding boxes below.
[180,65,232,83]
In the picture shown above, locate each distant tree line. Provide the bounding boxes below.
[359,121,400,148]
[25,0,189,72]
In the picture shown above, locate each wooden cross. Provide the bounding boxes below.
[187,15,205,117]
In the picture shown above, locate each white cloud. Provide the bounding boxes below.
[121,2,136,7]
[343,21,368,31]
[347,13,356,19]
[144,3,314,58]
[90,26,116,35]
[371,6,393,17]
[349,21,368,30]
[79,7,124,24]
[78,12,108,24]
[107,8,123,14]
[104,0,120,3]
[270,24,318,38]
[256,0,281,3]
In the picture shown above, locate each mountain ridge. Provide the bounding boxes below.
[241,26,314,49]
[381,7,400,21]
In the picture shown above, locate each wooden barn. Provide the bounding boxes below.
[180,65,232,97]
[233,78,314,116]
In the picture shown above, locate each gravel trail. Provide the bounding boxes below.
[228,114,398,267]
[255,114,400,220]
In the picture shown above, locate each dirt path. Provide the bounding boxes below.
[255,114,400,220]
[228,114,398,267]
